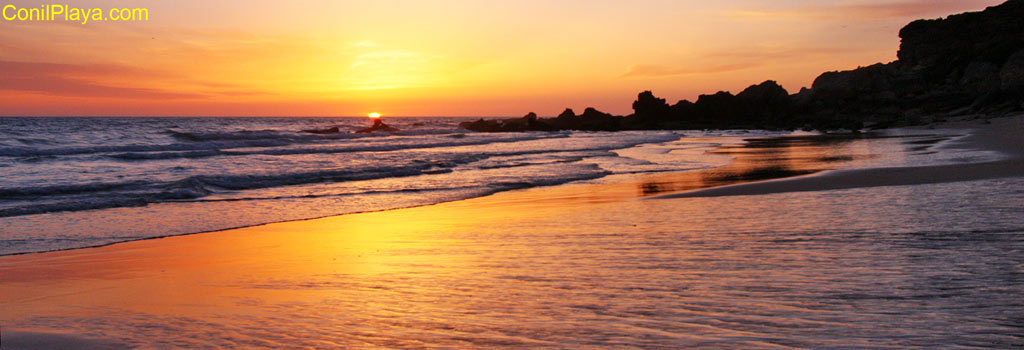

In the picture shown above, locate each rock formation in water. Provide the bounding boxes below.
[357,119,399,133]
[460,0,1024,132]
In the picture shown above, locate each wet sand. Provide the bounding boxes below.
[1,116,1022,348]
[654,114,1024,199]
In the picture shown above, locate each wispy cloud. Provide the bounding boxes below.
[621,63,757,78]
[621,46,854,78]
[0,61,203,99]
[345,48,446,90]
[0,60,275,99]
[728,0,1000,21]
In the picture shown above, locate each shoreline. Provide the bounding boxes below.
[1,115,1021,348]
[651,114,1024,200]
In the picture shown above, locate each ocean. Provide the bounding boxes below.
[0,117,1004,255]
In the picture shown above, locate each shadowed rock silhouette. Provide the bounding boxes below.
[460,0,1024,133]
[357,118,399,133]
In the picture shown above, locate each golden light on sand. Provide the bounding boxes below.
[368,113,381,119]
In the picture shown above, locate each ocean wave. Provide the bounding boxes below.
[181,164,449,191]
[0,139,292,158]
[0,161,610,221]
[0,197,151,217]
[166,128,388,143]
[168,127,470,143]
[109,150,225,160]
[103,133,573,161]
[173,163,607,205]
[14,137,58,145]
[0,153,619,218]
[0,163,452,217]
[167,129,299,142]
[2,145,604,202]
[0,119,686,225]
[0,180,152,199]
[2,132,568,161]
[173,186,481,203]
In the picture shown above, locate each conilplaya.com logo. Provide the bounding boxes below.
[4,4,148,24]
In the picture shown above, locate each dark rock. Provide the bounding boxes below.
[735,80,793,126]
[577,108,620,131]
[898,0,1024,81]
[960,61,1001,95]
[459,118,502,132]
[1000,49,1024,92]
[580,107,611,119]
[458,112,556,132]
[632,91,670,122]
[356,119,399,133]
[810,63,897,98]
[692,91,739,126]
[467,1,1023,133]
[457,108,623,132]
[737,80,789,102]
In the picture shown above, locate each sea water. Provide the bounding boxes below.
[0,117,1005,255]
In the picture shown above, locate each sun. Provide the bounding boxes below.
[368,113,381,119]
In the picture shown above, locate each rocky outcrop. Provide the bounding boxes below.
[462,0,1023,133]
[356,119,399,133]
[961,61,1001,95]
[459,108,623,132]
[657,81,794,129]
[898,0,1024,80]
[798,0,1024,127]
[631,91,670,127]
[1002,49,1024,93]
[458,112,558,132]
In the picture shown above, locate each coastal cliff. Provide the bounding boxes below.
[462,0,1024,132]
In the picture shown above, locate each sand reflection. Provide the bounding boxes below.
[635,134,896,196]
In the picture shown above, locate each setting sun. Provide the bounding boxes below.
[368,113,381,119]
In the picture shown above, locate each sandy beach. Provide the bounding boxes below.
[2,116,1022,349]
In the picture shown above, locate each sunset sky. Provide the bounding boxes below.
[0,0,1004,116]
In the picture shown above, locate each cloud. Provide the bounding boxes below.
[0,61,204,99]
[0,22,312,97]
[728,0,1001,21]
[345,49,445,90]
[621,62,757,78]
[0,59,276,99]
[704,46,855,60]
[621,46,854,78]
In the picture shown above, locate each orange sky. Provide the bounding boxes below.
[0,0,1004,116]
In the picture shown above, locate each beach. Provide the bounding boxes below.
[2,116,1023,349]
[655,115,1024,199]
